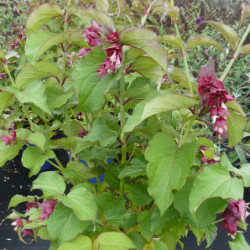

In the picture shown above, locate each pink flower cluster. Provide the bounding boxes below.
[11,199,57,238]
[198,58,235,138]
[81,20,123,79]
[220,199,249,236]
[0,72,7,79]
[1,124,16,146]
[199,146,217,164]
[26,199,57,220]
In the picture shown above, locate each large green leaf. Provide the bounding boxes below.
[47,203,89,246]
[93,232,136,250]
[204,21,240,51]
[21,147,55,176]
[15,63,61,89]
[8,194,35,209]
[32,171,66,197]
[122,93,198,137]
[0,92,14,116]
[96,0,109,11]
[120,28,167,71]
[58,235,92,250]
[124,184,152,206]
[83,118,118,147]
[130,56,164,83]
[7,80,52,115]
[26,4,62,36]
[0,141,24,167]
[35,32,68,61]
[154,35,183,50]
[227,109,247,147]
[145,133,198,215]
[59,187,97,221]
[73,47,118,112]
[186,36,223,52]
[189,164,243,213]
[71,9,114,28]
[229,232,250,250]
[25,30,55,64]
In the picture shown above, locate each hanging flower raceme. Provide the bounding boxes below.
[198,58,235,138]
[39,199,57,220]
[1,124,16,146]
[0,72,7,79]
[220,199,249,236]
[83,20,104,47]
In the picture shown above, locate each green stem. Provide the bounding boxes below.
[220,24,250,82]
[119,77,126,196]
[22,104,35,131]
[47,159,61,170]
[64,106,71,137]
[174,24,193,96]
[179,116,196,146]
[4,64,15,86]
[54,155,64,169]
[141,0,158,25]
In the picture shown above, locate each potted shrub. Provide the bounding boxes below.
[0,0,249,249]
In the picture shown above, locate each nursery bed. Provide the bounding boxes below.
[1,153,250,250]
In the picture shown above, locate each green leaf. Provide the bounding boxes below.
[154,35,183,50]
[35,32,68,61]
[153,239,168,250]
[104,207,130,227]
[26,4,62,36]
[83,118,118,147]
[235,145,247,163]
[10,80,52,115]
[118,157,146,179]
[226,100,245,117]
[0,49,5,61]
[145,133,198,215]
[138,211,153,242]
[125,184,152,206]
[58,235,92,250]
[205,224,217,248]
[0,141,24,167]
[227,109,247,147]
[122,93,198,137]
[130,56,164,83]
[0,92,14,116]
[46,87,74,109]
[239,3,250,28]
[96,0,109,11]
[8,195,35,209]
[239,43,250,56]
[15,63,61,89]
[234,164,250,187]
[120,28,167,71]
[189,164,243,213]
[167,6,180,21]
[21,147,55,176]
[73,47,119,112]
[47,203,89,246]
[229,232,250,250]
[96,192,126,214]
[25,30,55,64]
[93,232,136,250]
[204,21,240,50]
[186,36,223,52]
[71,9,114,28]
[197,137,214,148]
[32,172,66,197]
[59,187,97,221]
[27,132,46,151]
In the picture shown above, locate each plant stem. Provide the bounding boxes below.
[119,77,126,196]
[64,106,71,137]
[54,155,64,169]
[179,116,196,146]
[47,159,61,170]
[220,24,250,82]
[4,64,15,86]
[141,0,158,25]
[174,24,193,96]
[22,104,35,131]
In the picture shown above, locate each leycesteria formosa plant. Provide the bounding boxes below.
[0,0,250,249]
